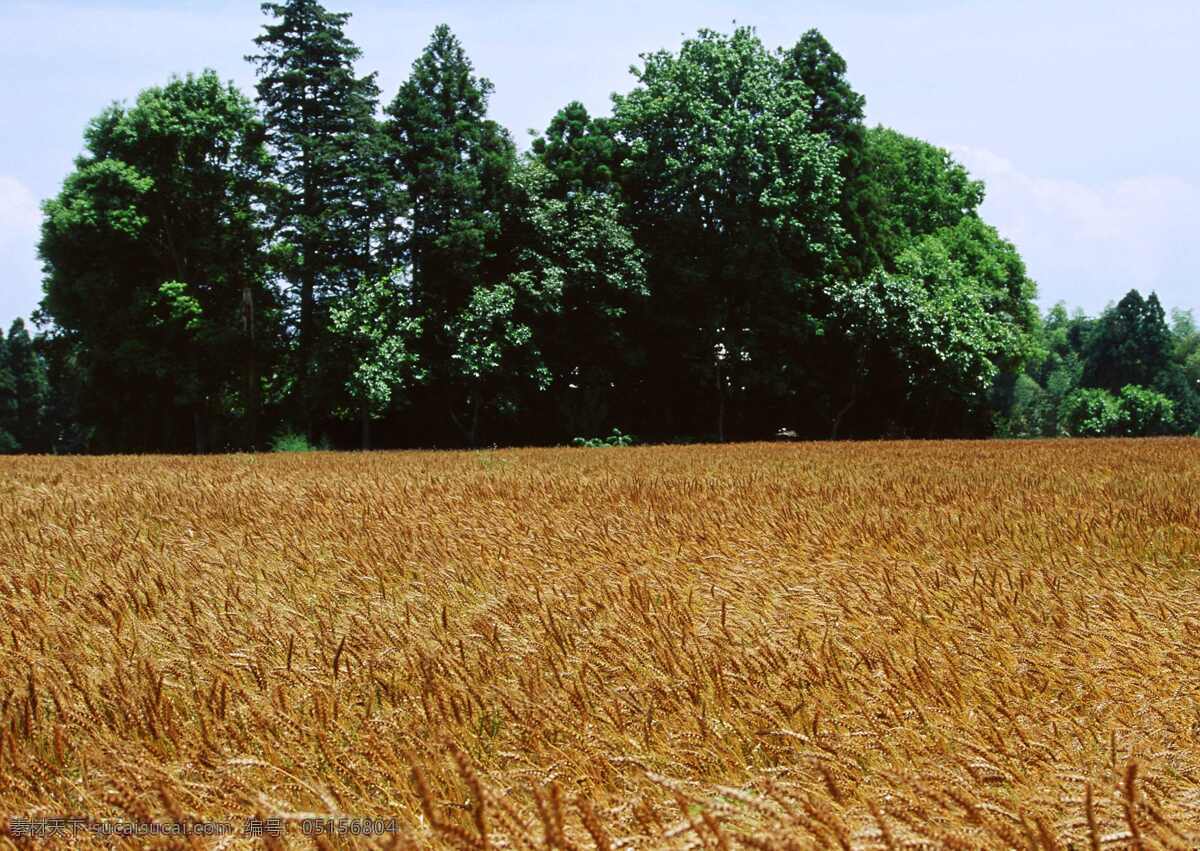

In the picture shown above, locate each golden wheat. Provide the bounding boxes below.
[0,439,1198,848]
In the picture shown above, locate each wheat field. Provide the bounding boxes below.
[1,439,1199,848]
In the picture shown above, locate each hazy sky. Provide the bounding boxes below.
[1,0,1197,331]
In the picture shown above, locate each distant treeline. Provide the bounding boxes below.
[6,1,1195,453]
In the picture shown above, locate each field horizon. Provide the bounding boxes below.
[2,439,1198,848]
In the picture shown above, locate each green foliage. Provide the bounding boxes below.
[854,127,985,272]
[1058,388,1120,437]
[531,101,624,197]
[613,26,845,440]
[328,272,424,419]
[1115,384,1175,436]
[29,17,1109,449]
[270,430,318,452]
[572,428,635,448]
[827,219,1036,433]
[993,374,1049,438]
[39,70,276,452]
[384,24,517,445]
[1083,290,1172,393]
[249,0,385,436]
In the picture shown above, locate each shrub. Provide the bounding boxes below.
[1057,388,1119,437]
[271,431,318,452]
[572,428,635,448]
[1116,384,1175,436]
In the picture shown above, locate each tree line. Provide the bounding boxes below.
[6,0,1195,453]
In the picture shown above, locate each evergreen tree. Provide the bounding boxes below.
[384,24,517,445]
[531,101,625,198]
[782,29,871,278]
[1083,290,1172,393]
[2,319,50,452]
[248,0,383,439]
[0,326,17,452]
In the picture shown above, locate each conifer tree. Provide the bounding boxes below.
[384,25,517,443]
[248,0,383,438]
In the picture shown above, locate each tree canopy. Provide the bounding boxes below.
[23,3,1192,454]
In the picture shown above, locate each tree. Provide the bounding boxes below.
[384,24,517,445]
[531,101,625,198]
[825,217,1036,437]
[1059,388,1120,437]
[248,0,383,439]
[1082,290,1172,393]
[328,272,423,448]
[504,160,647,438]
[781,29,872,279]
[854,127,985,272]
[1116,384,1175,436]
[613,27,845,441]
[38,71,276,452]
[0,327,18,452]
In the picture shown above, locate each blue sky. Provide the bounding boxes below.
[1,0,1197,331]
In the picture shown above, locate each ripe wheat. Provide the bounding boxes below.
[0,439,1198,848]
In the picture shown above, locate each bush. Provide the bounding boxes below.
[572,428,635,448]
[1116,384,1175,436]
[995,374,1050,438]
[270,431,318,452]
[1058,388,1119,437]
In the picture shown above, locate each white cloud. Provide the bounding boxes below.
[950,146,1200,315]
[0,175,43,328]
[0,175,41,243]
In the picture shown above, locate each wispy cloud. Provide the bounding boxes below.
[951,146,1200,314]
[0,175,43,328]
[0,175,41,241]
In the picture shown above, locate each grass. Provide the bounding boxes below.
[0,439,1198,848]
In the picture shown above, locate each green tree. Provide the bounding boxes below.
[1082,289,1172,393]
[248,0,383,439]
[504,160,647,438]
[1058,388,1120,437]
[384,24,517,444]
[1116,384,1175,436]
[855,127,985,271]
[826,219,1036,437]
[531,101,625,198]
[328,272,423,448]
[613,27,845,441]
[38,71,276,452]
[781,29,872,278]
[0,327,18,452]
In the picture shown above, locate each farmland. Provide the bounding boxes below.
[1,439,1199,848]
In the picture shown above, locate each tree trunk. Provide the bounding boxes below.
[469,392,481,448]
[361,403,371,450]
[243,285,259,451]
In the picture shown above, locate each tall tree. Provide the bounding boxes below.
[531,101,625,198]
[38,71,276,452]
[384,24,517,445]
[1083,290,1172,394]
[248,0,383,439]
[613,27,845,441]
[855,127,985,271]
[2,320,50,452]
[0,326,18,452]
[782,29,871,278]
[503,159,647,440]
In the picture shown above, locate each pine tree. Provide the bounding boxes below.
[248,0,383,439]
[3,319,50,452]
[0,326,18,453]
[384,25,516,444]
